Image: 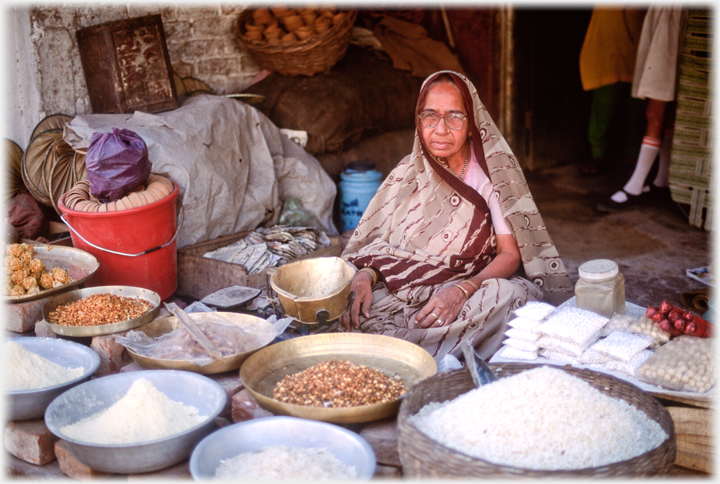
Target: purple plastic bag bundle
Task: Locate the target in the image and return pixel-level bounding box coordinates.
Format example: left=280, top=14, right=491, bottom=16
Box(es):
left=85, top=127, right=151, bottom=203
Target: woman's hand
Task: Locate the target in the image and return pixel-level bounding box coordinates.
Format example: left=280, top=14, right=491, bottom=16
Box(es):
left=414, top=285, right=468, bottom=328
left=340, top=270, right=374, bottom=331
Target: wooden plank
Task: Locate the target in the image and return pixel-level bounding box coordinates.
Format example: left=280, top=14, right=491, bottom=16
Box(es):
left=667, top=407, right=714, bottom=436
left=677, top=433, right=714, bottom=447
left=675, top=450, right=713, bottom=474
left=676, top=439, right=713, bottom=458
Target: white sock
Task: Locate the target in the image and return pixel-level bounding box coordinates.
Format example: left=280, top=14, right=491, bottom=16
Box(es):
left=623, top=136, right=662, bottom=195
left=653, top=130, right=673, bottom=187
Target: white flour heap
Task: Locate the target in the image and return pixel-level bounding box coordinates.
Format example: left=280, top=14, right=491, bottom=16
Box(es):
left=214, top=445, right=358, bottom=479
left=410, top=366, right=668, bottom=470
left=60, top=377, right=206, bottom=444
left=6, top=340, right=85, bottom=391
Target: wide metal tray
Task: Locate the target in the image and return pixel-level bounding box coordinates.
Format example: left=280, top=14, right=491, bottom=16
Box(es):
left=4, top=245, right=99, bottom=304
left=240, top=333, right=437, bottom=424
left=43, top=286, right=161, bottom=337
left=126, top=312, right=276, bottom=374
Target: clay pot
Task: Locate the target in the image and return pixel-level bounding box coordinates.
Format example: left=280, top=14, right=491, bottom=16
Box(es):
left=244, top=30, right=263, bottom=41
left=263, top=24, right=283, bottom=41
left=332, top=12, right=346, bottom=26
left=294, top=25, right=315, bottom=40
left=245, top=22, right=264, bottom=33
left=301, top=10, right=317, bottom=26
left=271, top=5, right=290, bottom=19
left=281, top=32, right=297, bottom=42
left=252, top=7, right=272, bottom=25
left=314, top=16, right=331, bottom=33
left=281, top=14, right=303, bottom=31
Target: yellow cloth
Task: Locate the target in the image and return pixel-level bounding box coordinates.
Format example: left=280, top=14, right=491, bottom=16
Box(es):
left=579, top=7, right=646, bottom=91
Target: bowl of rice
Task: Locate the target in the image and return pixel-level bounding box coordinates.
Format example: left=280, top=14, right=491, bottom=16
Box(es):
left=189, top=416, right=376, bottom=480
left=397, top=363, right=676, bottom=478
left=5, top=337, right=100, bottom=420
left=44, top=370, right=227, bottom=474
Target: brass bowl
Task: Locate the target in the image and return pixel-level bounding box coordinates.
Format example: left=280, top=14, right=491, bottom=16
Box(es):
left=239, top=333, right=437, bottom=424
left=125, top=312, right=276, bottom=374
left=43, top=286, right=161, bottom=337
left=270, top=256, right=357, bottom=324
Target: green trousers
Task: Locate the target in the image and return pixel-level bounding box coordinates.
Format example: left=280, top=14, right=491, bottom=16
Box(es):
left=588, top=82, right=645, bottom=160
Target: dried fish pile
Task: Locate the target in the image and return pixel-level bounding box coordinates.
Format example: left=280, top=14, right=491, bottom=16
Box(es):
left=203, top=226, right=330, bottom=274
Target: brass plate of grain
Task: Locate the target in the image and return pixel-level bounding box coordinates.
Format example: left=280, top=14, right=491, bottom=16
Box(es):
left=240, top=333, right=437, bottom=424
left=43, top=285, right=160, bottom=337
left=4, top=245, right=99, bottom=304
left=126, top=312, right=276, bottom=374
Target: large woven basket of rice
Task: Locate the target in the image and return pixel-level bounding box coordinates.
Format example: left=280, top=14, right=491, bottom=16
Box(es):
left=397, top=363, right=677, bottom=478
left=236, top=6, right=356, bottom=76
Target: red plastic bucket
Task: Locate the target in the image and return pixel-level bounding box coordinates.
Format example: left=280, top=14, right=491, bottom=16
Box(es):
left=58, top=182, right=180, bottom=300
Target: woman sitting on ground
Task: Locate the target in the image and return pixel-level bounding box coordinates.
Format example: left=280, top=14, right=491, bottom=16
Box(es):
left=339, top=71, right=573, bottom=362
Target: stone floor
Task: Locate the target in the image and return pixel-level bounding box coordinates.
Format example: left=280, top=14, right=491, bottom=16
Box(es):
left=525, top=162, right=712, bottom=312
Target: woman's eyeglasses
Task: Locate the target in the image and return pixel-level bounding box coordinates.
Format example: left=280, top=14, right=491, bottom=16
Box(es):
left=418, top=111, right=468, bottom=130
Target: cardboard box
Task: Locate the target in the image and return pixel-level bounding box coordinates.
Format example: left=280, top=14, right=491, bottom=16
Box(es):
left=176, top=230, right=343, bottom=300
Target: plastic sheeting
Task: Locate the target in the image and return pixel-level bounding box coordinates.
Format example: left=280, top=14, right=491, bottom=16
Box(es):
left=63, top=94, right=338, bottom=248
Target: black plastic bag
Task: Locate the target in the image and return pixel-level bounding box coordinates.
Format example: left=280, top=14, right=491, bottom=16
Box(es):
left=85, top=128, right=151, bottom=203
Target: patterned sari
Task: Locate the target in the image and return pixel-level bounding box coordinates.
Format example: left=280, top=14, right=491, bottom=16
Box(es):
left=340, top=71, right=573, bottom=361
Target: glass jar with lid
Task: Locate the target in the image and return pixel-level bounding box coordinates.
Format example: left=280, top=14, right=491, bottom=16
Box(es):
left=575, top=259, right=625, bottom=318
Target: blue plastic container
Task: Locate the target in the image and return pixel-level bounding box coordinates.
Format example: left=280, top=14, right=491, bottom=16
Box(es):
left=339, top=161, right=383, bottom=233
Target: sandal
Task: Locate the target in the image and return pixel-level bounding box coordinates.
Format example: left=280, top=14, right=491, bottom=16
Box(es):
left=595, top=190, right=645, bottom=213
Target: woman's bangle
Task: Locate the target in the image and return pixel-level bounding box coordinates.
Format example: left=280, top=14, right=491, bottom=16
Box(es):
left=358, top=267, right=378, bottom=286
left=464, top=279, right=479, bottom=292
left=453, top=283, right=471, bottom=299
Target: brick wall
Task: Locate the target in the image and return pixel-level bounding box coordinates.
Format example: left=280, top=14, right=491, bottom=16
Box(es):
left=27, top=3, right=261, bottom=119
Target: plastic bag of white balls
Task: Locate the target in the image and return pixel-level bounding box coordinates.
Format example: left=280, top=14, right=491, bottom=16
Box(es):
left=599, top=314, right=671, bottom=349
left=635, top=335, right=714, bottom=393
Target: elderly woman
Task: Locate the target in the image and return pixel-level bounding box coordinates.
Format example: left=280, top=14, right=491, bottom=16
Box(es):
left=339, top=71, right=573, bottom=362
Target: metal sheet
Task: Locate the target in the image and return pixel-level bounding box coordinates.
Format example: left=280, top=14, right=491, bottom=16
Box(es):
left=239, top=333, right=437, bottom=424
left=4, top=245, right=99, bottom=304
left=43, top=286, right=161, bottom=337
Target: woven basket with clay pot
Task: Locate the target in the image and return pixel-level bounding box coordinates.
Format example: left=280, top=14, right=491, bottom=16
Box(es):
left=236, top=8, right=357, bottom=76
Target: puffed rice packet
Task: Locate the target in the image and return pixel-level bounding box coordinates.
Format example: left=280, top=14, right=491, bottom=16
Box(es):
left=588, top=331, right=655, bottom=362
left=587, top=349, right=653, bottom=377
left=539, top=306, right=608, bottom=347
left=539, top=348, right=579, bottom=364
left=504, top=338, right=538, bottom=353
left=500, top=345, right=538, bottom=361
left=512, top=301, right=556, bottom=321
left=537, top=335, right=587, bottom=358
left=507, top=316, right=543, bottom=333
left=505, top=327, right=540, bottom=342
left=577, top=347, right=612, bottom=365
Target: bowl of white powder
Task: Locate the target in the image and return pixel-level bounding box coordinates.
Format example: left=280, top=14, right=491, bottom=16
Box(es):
left=5, top=337, right=100, bottom=420
left=44, top=370, right=227, bottom=474
left=397, top=363, right=676, bottom=478
left=189, top=416, right=376, bottom=480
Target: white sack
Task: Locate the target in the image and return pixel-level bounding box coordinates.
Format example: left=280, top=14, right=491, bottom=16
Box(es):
left=63, top=94, right=338, bottom=248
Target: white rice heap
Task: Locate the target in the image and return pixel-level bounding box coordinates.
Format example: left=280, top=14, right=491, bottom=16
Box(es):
left=410, top=366, right=667, bottom=470
left=214, top=445, right=358, bottom=480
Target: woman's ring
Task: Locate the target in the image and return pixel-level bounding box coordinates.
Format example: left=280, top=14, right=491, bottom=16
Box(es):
left=431, top=312, right=439, bottom=320
left=437, top=319, right=445, bottom=325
